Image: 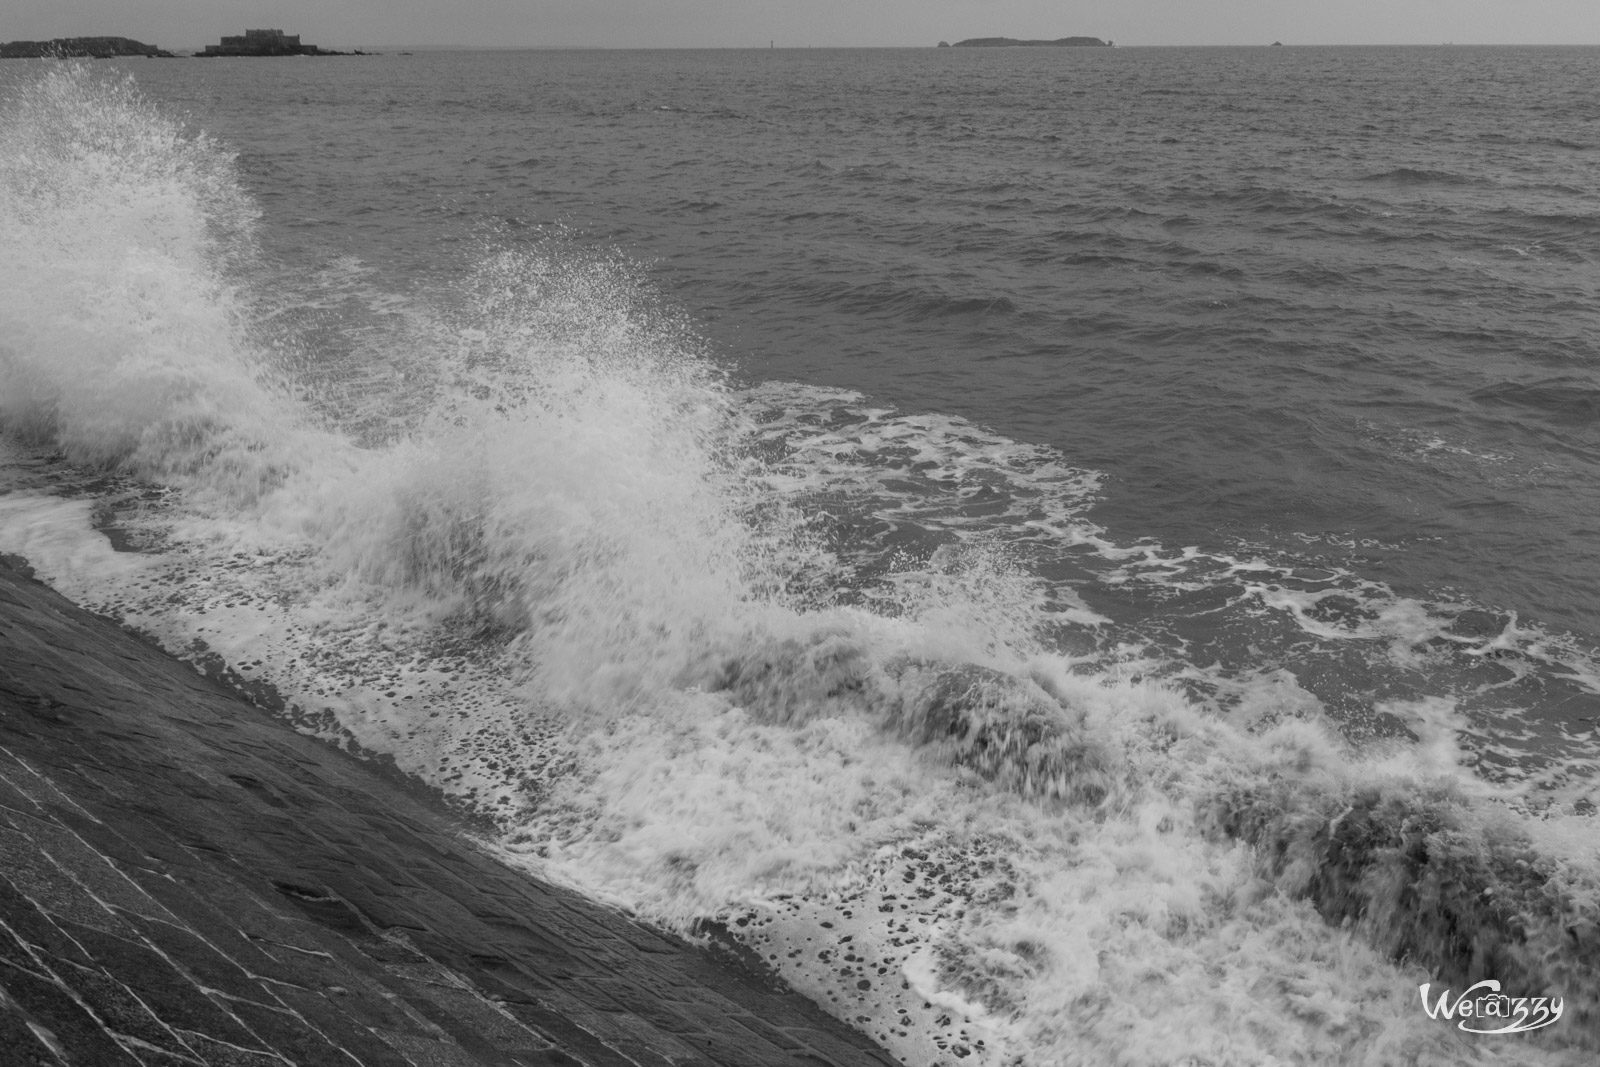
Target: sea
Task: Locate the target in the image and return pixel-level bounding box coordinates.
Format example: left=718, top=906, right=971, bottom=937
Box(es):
left=2, top=45, right=1599, bottom=1065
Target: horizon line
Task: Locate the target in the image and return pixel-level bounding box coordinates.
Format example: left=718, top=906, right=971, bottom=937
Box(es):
left=151, top=41, right=1600, bottom=52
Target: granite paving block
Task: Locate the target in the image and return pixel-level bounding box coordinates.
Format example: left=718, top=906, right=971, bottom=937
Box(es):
left=0, top=919, right=48, bottom=976
left=378, top=1030, right=508, bottom=1067
left=171, top=1030, right=290, bottom=1067
left=0, top=893, right=100, bottom=972
left=562, top=1009, right=702, bottom=1066
left=0, top=1000, right=67, bottom=1067
left=54, top=958, right=194, bottom=1058
left=306, top=973, right=446, bottom=1037
left=116, top=887, right=286, bottom=979
left=498, top=1001, right=636, bottom=1067
left=224, top=1000, right=365, bottom=1067
left=267, top=987, right=422, bottom=1067
left=0, top=959, right=144, bottom=1065
left=128, top=1048, right=210, bottom=1067
left=784, top=1027, right=903, bottom=1067
left=730, top=1011, right=809, bottom=1051
left=39, top=804, right=164, bottom=873
left=131, top=918, right=268, bottom=1002
left=245, top=940, right=379, bottom=998
left=400, top=981, right=558, bottom=1053
left=23, top=823, right=183, bottom=926
left=0, top=845, right=129, bottom=932
left=508, top=1052, right=588, bottom=1067
left=58, top=924, right=260, bottom=1046
left=0, top=764, right=45, bottom=815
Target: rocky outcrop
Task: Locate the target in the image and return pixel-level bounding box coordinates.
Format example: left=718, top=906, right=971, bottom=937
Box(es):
left=0, top=37, right=174, bottom=58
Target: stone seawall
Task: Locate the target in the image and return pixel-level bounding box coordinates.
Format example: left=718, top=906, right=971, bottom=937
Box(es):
left=0, top=558, right=899, bottom=1066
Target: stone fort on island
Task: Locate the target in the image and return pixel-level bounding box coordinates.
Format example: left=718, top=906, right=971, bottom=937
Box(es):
left=200, top=29, right=340, bottom=56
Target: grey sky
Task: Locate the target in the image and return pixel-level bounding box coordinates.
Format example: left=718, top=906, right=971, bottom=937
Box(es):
left=5, top=0, right=1596, bottom=49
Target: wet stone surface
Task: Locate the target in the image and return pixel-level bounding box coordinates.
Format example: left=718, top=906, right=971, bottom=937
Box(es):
left=0, top=560, right=899, bottom=1067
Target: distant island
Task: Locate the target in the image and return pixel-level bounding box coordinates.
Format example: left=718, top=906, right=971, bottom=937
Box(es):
left=945, top=37, right=1112, bottom=48
left=0, top=29, right=364, bottom=59
left=199, top=28, right=356, bottom=57
left=0, top=37, right=174, bottom=58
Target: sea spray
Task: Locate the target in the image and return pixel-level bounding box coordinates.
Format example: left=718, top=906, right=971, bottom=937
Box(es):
left=0, top=65, right=321, bottom=506
left=1202, top=758, right=1600, bottom=1037
left=300, top=243, right=817, bottom=711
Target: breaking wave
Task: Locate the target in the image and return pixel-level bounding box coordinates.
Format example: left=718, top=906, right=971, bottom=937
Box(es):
left=3, top=64, right=1599, bottom=1066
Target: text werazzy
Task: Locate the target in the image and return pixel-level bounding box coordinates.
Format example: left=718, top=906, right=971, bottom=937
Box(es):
left=1419, top=981, right=1563, bottom=1034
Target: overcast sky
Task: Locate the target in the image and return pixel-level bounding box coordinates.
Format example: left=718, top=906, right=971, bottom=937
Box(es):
left=6, top=0, right=1597, bottom=50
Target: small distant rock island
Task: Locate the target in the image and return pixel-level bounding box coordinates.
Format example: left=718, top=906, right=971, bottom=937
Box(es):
left=945, top=37, right=1112, bottom=47
left=199, top=28, right=356, bottom=57
left=0, top=36, right=174, bottom=58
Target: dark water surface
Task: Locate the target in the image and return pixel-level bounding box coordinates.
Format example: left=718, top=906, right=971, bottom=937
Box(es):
left=115, top=46, right=1600, bottom=634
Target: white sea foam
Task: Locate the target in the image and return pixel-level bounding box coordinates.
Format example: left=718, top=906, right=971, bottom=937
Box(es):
left=0, top=66, right=335, bottom=508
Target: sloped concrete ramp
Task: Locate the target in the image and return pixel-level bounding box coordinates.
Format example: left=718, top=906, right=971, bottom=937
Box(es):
left=0, top=559, right=900, bottom=1067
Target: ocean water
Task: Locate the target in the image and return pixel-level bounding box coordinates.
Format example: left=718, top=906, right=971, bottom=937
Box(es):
left=2, top=46, right=1599, bottom=1064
